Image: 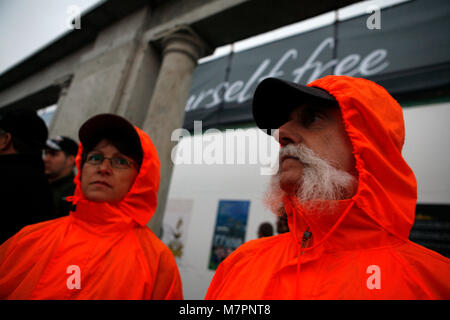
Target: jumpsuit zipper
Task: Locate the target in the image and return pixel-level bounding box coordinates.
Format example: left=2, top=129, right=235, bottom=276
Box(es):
left=300, top=230, right=312, bottom=254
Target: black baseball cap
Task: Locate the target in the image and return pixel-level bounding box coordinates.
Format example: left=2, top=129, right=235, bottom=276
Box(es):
left=46, top=136, right=79, bottom=156
left=0, top=108, right=48, bottom=152
left=78, top=113, right=143, bottom=166
left=252, top=77, right=337, bottom=133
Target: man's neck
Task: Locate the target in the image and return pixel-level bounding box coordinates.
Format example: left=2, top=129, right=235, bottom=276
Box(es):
left=0, top=147, right=17, bottom=155
left=48, top=170, right=74, bottom=184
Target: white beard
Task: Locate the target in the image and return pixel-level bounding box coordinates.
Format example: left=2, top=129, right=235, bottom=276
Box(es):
left=264, top=144, right=357, bottom=215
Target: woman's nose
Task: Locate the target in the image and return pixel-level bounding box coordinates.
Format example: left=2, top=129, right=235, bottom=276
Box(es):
left=97, top=158, right=113, bottom=174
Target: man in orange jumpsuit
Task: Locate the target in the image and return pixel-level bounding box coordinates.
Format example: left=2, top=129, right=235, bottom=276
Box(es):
left=205, top=76, right=450, bottom=299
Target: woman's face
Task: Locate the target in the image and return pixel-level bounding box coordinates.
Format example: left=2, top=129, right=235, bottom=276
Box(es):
left=81, top=139, right=139, bottom=203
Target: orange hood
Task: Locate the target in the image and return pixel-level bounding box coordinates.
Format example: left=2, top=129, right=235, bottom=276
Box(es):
left=0, top=125, right=183, bottom=300
left=69, top=126, right=161, bottom=228
left=283, top=75, right=417, bottom=250
left=205, top=76, right=449, bottom=300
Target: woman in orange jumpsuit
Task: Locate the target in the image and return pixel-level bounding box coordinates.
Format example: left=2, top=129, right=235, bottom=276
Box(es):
left=0, top=114, right=183, bottom=300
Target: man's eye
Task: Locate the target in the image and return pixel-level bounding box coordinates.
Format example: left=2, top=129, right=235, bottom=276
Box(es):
left=302, top=109, right=325, bottom=126
left=44, top=150, right=59, bottom=157
left=311, top=112, right=325, bottom=122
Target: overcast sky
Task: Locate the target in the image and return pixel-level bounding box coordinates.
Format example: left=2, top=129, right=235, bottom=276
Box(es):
left=0, top=0, right=408, bottom=75
left=0, top=0, right=102, bottom=74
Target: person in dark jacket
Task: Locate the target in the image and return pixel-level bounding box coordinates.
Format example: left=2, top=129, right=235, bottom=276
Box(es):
left=43, top=136, right=78, bottom=217
left=0, top=109, right=55, bottom=244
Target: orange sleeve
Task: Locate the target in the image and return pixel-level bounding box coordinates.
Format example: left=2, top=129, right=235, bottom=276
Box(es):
left=0, top=222, right=51, bottom=299
left=0, top=230, right=21, bottom=271
left=151, top=247, right=183, bottom=300
left=133, top=227, right=183, bottom=300
left=204, top=262, right=226, bottom=300
left=205, top=241, right=253, bottom=300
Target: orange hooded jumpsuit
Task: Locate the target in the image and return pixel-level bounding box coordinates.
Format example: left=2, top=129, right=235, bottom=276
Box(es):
left=0, top=126, right=183, bottom=299
left=205, top=76, right=450, bottom=299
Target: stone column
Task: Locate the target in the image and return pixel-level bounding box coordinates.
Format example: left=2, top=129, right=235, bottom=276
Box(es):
left=143, top=26, right=210, bottom=237
left=49, top=8, right=150, bottom=139
left=48, top=75, right=73, bottom=138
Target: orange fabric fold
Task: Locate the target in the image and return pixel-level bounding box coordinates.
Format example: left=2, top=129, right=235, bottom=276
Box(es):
left=0, top=125, right=183, bottom=300
left=205, top=76, right=450, bottom=300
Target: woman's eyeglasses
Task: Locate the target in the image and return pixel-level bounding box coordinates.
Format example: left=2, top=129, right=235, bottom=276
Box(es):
left=84, top=153, right=136, bottom=169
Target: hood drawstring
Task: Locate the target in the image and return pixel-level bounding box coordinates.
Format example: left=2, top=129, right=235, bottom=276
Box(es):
left=287, top=197, right=356, bottom=299
left=65, top=195, right=81, bottom=212
left=306, top=199, right=356, bottom=250
left=296, top=226, right=311, bottom=298
left=286, top=199, right=309, bottom=298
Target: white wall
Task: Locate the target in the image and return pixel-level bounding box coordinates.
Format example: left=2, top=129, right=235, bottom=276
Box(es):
left=163, top=128, right=279, bottom=299
left=402, top=101, right=450, bottom=204
left=162, top=100, right=450, bottom=299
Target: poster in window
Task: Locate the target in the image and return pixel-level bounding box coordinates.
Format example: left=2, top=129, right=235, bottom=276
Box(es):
left=161, top=198, right=193, bottom=264
left=208, top=200, right=250, bottom=270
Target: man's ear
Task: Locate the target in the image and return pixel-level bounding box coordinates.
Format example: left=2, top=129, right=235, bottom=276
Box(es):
left=67, top=154, right=76, bottom=167
left=0, top=132, right=13, bottom=153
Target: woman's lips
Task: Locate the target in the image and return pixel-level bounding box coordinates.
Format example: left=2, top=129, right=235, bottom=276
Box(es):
left=90, top=181, right=112, bottom=188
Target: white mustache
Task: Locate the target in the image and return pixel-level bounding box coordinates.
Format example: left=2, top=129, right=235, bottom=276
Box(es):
left=264, top=143, right=357, bottom=215
left=278, top=144, right=321, bottom=167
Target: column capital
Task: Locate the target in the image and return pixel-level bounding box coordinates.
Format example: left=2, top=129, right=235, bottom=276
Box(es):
left=53, top=74, right=73, bottom=97
left=153, top=26, right=212, bottom=64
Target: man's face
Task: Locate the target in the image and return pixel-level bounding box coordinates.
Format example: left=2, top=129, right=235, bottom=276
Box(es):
left=277, top=101, right=356, bottom=196
left=0, top=131, right=15, bottom=155
left=43, top=148, right=74, bottom=180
